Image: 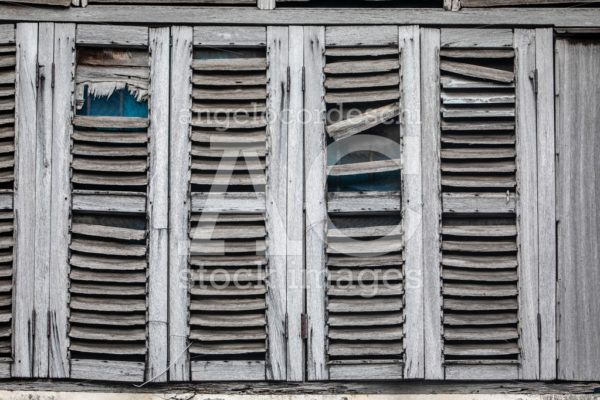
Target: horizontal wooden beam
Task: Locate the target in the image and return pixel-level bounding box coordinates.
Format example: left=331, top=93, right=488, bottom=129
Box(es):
left=1, top=380, right=600, bottom=394
left=0, top=6, right=599, bottom=27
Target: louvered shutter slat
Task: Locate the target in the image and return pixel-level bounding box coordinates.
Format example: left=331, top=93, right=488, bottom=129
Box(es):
left=68, top=45, right=150, bottom=381
left=187, top=39, right=269, bottom=380
left=439, top=45, right=520, bottom=367
left=0, top=33, right=15, bottom=374
left=322, top=39, right=405, bottom=380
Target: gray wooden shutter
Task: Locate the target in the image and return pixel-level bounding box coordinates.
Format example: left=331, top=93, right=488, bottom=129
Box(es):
left=169, top=25, right=288, bottom=381
left=0, top=24, right=15, bottom=379
left=305, top=25, right=423, bottom=381
left=49, top=24, right=169, bottom=382
left=421, top=28, right=555, bottom=380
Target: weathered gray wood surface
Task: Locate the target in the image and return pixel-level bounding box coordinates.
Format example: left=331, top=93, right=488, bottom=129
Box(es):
left=72, top=192, right=146, bottom=213
left=48, top=23, right=75, bottom=379
left=1, top=380, right=600, bottom=394
left=265, top=25, right=288, bottom=381
left=147, top=26, right=169, bottom=383
left=535, top=27, right=556, bottom=382
left=556, top=36, right=600, bottom=382
left=399, top=25, right=423, bottom=380
left=168, top=25, right=192, bottom=382
left=193, top=26, right=266, bottom=47
left=13, top=22, right=38, bottom=378
left=32, top=22, right=54, bottom=378
left=514, top=28, right=540, bottom=380
left=304, top=25, right=327, bottom=382
left=76, top=24, right=148, bottom=47
left=420, top=27, right=443, bottom=381
left=327, top=192, right=401, bottom=214
left=286, top=24, right=304, bottom=383
left=0, top=24, right=14, bottom=44
left=325, top=26, right=398, bottom=47
left=191, top=361, right=266, bottom=381
left=191, top=192, right=266, bottom=214
left=441, top=28, right=513, bottom=48
left=257, top=0, right=275, bottom=9
left=3, top=6, right=599, bottom=27
left=70, top=359, right=145, bottom=383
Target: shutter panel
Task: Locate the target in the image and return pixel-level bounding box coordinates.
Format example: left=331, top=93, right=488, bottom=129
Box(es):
left=169, top=26, right=287, bottom=381
left=422, top=28, right=553, bottom=380
left=0, top=24, right=14, bottom=379
left=47, top=24, right=169, bottom=382
left=305, top=26, right=423, bottom=381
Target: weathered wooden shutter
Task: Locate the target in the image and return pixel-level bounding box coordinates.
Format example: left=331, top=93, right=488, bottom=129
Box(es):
left=421, top=28, right=556, bottom=380
left=305, top=26, right=423, bottom=381
left=0, top=24, right=15, bottom=379
left=169, top=26, right=288, bottom=381
left=49, top=24, right=169, bottom=382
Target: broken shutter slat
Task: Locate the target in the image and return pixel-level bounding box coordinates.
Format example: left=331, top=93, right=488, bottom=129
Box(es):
left=13, top=22, right=38, bottom=379
left=147, top=26, right=170, bottom=383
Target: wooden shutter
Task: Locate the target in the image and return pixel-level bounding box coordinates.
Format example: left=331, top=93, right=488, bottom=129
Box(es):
left=0, top=24, right=14, bottom=379
left=305, top=26, right=423, bottom=381
left=421, top=28, right=555, bottom=380
left=49, top=24, right=169, bottom=382
left=169, top=25, right=288, bottom=381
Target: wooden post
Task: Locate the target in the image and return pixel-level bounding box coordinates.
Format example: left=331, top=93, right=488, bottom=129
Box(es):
left=147, top=26, right=170, bottom=383
left=168, top=25, right=193, bottom=382
left=48, top=22, right=76, bottom=379
left=420, top=27, right=443, bottom=381
left=535, top=27, right=556, bottom=382
left=13, top=22, right=38, bottom=378
left=266, top=25, right=288, bottom=381
left=399, top=25, right=424, bottom=380
left=514, top=28, right=540, bottom=381
left=303, top=25, right=327, bottom=382
left=286, top=25, right=304, bottom=383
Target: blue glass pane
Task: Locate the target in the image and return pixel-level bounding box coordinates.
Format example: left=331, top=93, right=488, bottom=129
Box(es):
left=328, top=171, right=401, bottom=192
left=78, top=86, right=148, bottom=118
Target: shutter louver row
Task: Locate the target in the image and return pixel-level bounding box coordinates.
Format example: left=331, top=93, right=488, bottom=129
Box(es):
left=68, top=47, right=150, bottom=380
left=0, top=32, right=15, bottom=376
left=188, top=45, right=268, bottom=380
left=439, top=47, right=520, bottom=366
left=323, top=40, right=405, bottom=380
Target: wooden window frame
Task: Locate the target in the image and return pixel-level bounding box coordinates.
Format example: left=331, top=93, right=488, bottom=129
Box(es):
left=421, top=27, right=556, bottom=381
left=304, top=25, right=424, bottom=381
